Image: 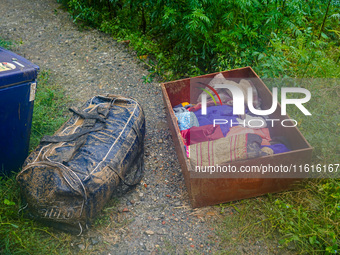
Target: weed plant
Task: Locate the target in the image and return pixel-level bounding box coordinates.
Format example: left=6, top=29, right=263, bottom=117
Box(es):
left=0, top=37, right=12, bottom=49
left=29, top=70, right=69, bottom=149
left=57, top=0, right=340, bottom=80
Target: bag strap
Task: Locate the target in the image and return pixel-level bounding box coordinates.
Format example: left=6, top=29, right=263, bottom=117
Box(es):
left=41, top=125, right=105, bottom=143
left=108, top=165, right=142, bottom=187
left=69, top=107, right=107, bottom=123
left=40, top=105, right=110, bottom=143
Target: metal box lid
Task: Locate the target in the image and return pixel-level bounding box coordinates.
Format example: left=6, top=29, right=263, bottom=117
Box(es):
left=0, top=47, right=39, bottom=88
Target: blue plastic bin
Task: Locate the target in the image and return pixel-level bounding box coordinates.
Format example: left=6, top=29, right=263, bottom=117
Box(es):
left=0, top=47, right=39, bottom=175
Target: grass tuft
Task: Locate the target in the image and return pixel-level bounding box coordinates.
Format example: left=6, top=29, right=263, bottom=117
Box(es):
left=0, top=174, right=74, bottom=254
left=0, top=37, right=13, bottom=49
left=29, top=70, right=69, bottom=150
left=218, top=78, right=339, bottom=254
left=0, top=70, right=73, bottom=254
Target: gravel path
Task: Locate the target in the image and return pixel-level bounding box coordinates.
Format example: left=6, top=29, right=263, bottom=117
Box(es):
left=0, top=1, right=282, bottom=254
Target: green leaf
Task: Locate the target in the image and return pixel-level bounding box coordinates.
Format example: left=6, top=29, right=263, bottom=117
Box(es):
left=4, top=199, right=15, bottom=206
left=278, top=239, right=286, bottom=245
left=10, top=223, right=19, bottom=228
left=291, top=235, right=300, bottom=241
left=258, top=53, right=265, bottom=60
left=309, top=236, right=316, bottom=245
left=321, top=32, right=329, bottom=39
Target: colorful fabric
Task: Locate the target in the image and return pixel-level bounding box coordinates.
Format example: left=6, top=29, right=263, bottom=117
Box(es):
left=194, top=104, right=234, bottom=116
left=193, top=105, right=239, bottom=136
left=186, top=146, right=190, bottom=158
left=175, top=111, right=199, bottom=131
left=261, top=143, right=290, bottom=154
left=236, top=114, right=267, bottom=129
left=174, top=102, right=191, bottom=109
left=180, top=125, right=224, bottom=146
left=189, top=134, right=267, bottom=166
left=260, top=146, right=274, bottom=155
left=173, top=102, right=193, bottom=114
left=173, top=106, right=189, bottom=114
left=188, top=101, right=217, bottom=112
left=226, top=126, right=271, bottom=145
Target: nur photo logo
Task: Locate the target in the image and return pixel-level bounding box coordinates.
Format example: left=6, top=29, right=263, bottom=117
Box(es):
left=195, top=79, right=312, bottom=128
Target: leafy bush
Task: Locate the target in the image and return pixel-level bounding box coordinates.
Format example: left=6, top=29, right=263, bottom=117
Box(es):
left=58, top=0, right=340, bottom=79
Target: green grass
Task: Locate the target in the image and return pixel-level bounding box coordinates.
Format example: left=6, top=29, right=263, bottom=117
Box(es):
left=0, top=69, right=73, bottom=254
left=29, top=70, right=69, bottom=150
left=218, top=78, right=340, bottom=254
left=0, top=175, right=74, bottom=254
left=287, top=79, right=339, bottom=165
left=218, top=179, right=339, bottom=254
left=0, top=37, right=12, bottom=49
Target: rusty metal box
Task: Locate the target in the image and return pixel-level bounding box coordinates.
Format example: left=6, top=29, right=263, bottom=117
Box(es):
left=161, top=67, right=313, bottom=208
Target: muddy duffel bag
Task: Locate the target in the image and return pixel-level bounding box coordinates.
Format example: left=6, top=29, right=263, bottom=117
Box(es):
left=17, top=94, right=145, bottom=234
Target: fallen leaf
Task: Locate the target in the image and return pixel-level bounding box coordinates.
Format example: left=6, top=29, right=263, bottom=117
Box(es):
left=206, top=211, right=216, bottom=216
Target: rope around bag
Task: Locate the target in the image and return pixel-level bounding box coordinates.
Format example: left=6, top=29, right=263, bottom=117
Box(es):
left=18, top=159, right=88, bottom=236
left=17, top=95, right=142, bottom=235
left=83, top=96, right=141, bottom=181
left=17, top=95, right=117, bottom=193
left=16, top=95, right=115, bottom=234
left=17, top=94, right=137, bottom=182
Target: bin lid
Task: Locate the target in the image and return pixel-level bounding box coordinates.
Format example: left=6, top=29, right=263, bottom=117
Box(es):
left=0, top=47, right=39, bottom=88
